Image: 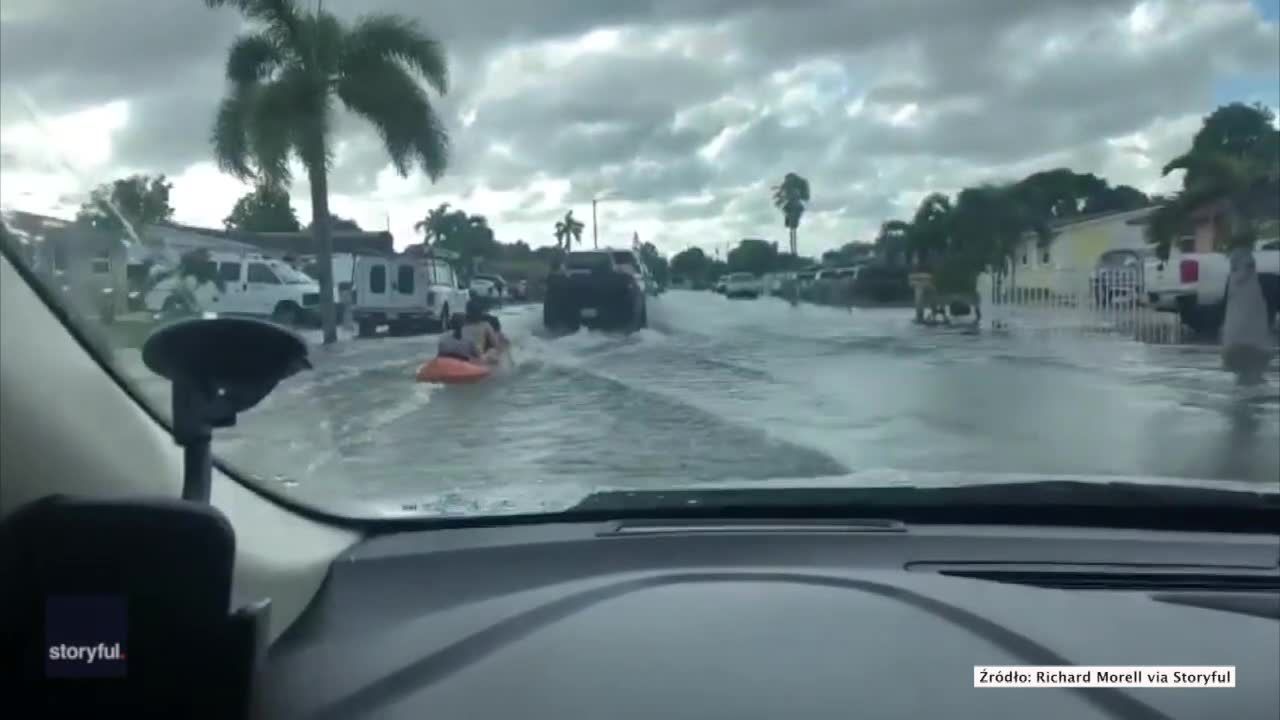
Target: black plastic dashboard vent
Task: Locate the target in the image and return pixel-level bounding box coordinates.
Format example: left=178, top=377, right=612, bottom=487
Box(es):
left=939, top=570, right=1280, bottom=591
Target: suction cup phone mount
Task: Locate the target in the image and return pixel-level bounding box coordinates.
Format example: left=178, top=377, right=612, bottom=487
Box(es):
left=2, top=318, right=309, bottom=717
left=142, top=316, right=310, bottom=502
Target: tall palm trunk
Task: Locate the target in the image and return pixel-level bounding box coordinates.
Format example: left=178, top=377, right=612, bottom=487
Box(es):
left=308, top=162, right=337, bottom=344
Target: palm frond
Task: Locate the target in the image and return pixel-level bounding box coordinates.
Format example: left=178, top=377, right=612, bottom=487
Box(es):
left=226, top=32, right=282, bottom=84
left=792, top=175, right=811, bottom=202
left=307, top=12, right=345, bottom=79
left=211, top=91, right=254, bottom=180
left=246, top=76, right=306, bottom=185
left=337, top=58, right=449, bottom=180
left=343, top=14, right=449, bottom=95
left=204, top=0, right=303, bottom=43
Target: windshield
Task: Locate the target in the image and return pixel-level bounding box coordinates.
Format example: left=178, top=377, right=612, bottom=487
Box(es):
left=270, top=261, right=314, bottom=285
left=1, top=1, right=1277, bottom=522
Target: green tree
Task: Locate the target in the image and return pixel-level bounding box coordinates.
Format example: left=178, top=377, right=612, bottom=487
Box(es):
left=907, top=192, right=953, bottom=269
left=553, top=210, right=584, bottom=251
left=949, top=184, right=1050, bottom=286
left=670, top=246, right=712, bottom=286
left=414, top=202, right=453, bottom=244
left=727, top=238, right=781, bottom=275
left=223, top=183, right=301, bottom=232
left=434, top=212, right=500, bottom=265
left=205, top=0, right=450, bottom=344
left=875, top=220, right=912, bottom=267
left=303, top=214, right=363, bottom=232
left=637, top=241, right=669, bottom=287
left=76, top=174, right=174, bottom=236
left=771, top=172, right=810, bottom=255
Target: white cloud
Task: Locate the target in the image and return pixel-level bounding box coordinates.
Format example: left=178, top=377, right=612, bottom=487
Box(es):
left=1, top=0, right=1277, bottom=258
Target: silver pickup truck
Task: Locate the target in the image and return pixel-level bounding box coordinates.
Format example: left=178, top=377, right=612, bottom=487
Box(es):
left=1144, top=239, right=1280, bottom=334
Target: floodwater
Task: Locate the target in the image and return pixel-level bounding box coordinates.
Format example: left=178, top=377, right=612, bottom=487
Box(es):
left=118, top=291, right=1279, bottom=518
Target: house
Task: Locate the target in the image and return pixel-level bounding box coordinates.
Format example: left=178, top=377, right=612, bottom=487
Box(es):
left=2, top=210, right=132, bottom=316
left=1005, top=206, right=1160, bottom=290
left=1185, top=198, right=1280, bottom=252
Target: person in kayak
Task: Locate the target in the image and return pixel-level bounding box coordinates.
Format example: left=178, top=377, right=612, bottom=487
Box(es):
left=436, top=314, right=481, bottom=362
left=460, top=297, right=505, bottom=363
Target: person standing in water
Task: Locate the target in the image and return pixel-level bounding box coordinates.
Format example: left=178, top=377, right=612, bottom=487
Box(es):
left=1221, top=246, right=1274, bottom=386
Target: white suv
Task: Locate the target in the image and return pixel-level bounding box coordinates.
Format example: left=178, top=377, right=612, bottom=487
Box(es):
left=144, top=251, right=322, bottom=325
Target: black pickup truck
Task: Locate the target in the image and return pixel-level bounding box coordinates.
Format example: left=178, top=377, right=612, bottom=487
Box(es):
left=543, top=249, right=648, bottom=333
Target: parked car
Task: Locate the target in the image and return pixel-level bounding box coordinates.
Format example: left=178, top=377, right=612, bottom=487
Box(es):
left=713, top=275, right=728, bottom=294
left=543, top=249, right=647, bottom=332
left=144, top=250, right=322, bottom=326
left=1145, top=239, right=1280, bottom=334
left=511, top=279, right=529, bottom=300
left=723, top=272, right=761, bottom=299
left=469, top=273, right=506, bottom=300
left=1090, top=248, right=1150, bottom=307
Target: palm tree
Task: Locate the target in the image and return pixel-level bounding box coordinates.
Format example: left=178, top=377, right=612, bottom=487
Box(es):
left=414, top=202, right=453, bottom=245
left=205, top=0, right=450, bottom=344
left=771, top=172, right=810, bottom=255
left=1146, top=104, right=1280, bottom=258
left=553, top=211, right=584, bottom=251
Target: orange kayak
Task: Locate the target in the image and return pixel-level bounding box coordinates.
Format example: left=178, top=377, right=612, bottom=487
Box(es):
left=416, top=356, right=491, bottom=384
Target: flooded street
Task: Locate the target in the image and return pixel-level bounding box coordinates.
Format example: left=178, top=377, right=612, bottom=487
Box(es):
left=120, top=291, right=1280, bottom=518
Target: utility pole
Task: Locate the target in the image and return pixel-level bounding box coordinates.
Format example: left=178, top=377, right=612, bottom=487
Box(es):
left=592, top=198, right=599, bottom=249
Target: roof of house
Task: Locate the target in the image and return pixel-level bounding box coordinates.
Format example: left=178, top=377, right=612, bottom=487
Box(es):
left=1045, top=205, right=1161, bottom=231
left=2, top=210, right=123, bottom=252
left=226, top=229, right=395, bottom=256
left=1015, top=205, right=1163, bottom=247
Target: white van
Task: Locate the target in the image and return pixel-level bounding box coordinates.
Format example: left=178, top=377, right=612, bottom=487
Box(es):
left=143, top=250, right=322, bottom=325
left=327, top=253, right=468, bottom=337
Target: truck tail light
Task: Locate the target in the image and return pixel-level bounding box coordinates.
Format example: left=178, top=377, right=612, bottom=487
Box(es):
left=1179, top=259, right=1199, bottom=284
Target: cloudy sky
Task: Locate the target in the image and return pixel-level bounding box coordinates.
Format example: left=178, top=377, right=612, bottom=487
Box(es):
left=2, top=0, right=1277, bottom=258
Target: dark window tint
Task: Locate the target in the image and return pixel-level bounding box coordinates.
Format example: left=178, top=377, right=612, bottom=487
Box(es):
left=218, top=262, right=242, bottom=283
left=248, top=263, right=280, bottom=284
left=194, top=261, right=217, bottom=278
left=566, top=252, right=612, bottom=270
left=370, top=265, right=386, bottom=294
left=398, top=264, right=414, bottom=294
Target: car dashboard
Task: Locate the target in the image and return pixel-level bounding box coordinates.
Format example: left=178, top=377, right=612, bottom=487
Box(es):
left=260, top=519, right=1279, bottom=720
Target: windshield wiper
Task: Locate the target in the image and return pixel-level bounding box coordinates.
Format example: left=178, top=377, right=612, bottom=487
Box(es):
left=567, top=481, right=1279, bottom=534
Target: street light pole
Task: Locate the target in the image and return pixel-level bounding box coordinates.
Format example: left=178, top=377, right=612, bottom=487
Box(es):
left=592, top=198, right=599, bottom=249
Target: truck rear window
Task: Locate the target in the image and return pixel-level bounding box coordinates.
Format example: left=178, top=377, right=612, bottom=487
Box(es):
left=565, top=252, right=612, bottom=271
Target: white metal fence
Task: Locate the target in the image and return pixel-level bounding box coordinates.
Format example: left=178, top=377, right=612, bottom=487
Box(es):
left=977, top=269, right=1184, bottom=344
